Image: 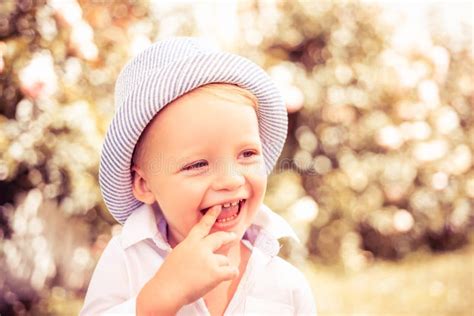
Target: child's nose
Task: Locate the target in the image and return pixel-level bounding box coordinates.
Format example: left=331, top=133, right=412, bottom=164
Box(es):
left=211, top=162, right=245, bottom=191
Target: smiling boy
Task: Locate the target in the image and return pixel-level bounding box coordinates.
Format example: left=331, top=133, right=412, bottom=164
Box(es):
left=81, top=38, right=316, bottom=315
left=131, top=83, right=266, bottom=250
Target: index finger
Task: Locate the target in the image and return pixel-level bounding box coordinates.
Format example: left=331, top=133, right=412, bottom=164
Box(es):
left=188, top=205, right=222, bottom=239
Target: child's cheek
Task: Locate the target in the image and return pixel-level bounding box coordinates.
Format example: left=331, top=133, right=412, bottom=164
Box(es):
left=253, top=173, right=267, bottom=198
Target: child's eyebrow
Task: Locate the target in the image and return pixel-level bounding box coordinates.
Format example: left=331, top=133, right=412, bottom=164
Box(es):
left=238, top=140, right=262, bottom=148
left=173, top=152, right=206, bottom=170
left=178, top=151, right=206, bottom=163
left=178, top=141, right=262, bottom=163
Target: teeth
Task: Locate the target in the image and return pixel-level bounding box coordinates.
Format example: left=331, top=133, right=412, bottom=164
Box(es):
left=201, top=200, right=245, bottom=215
left=215, top=200, right=244, bottom=224
left=222, top=200, right=240, bottom=209
left=216, top=213, right=238, bottom=223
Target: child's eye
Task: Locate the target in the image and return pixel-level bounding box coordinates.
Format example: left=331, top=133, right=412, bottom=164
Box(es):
left=241, top=150, right=258, bottom=158
left=183, top=161, right=208, bottom=171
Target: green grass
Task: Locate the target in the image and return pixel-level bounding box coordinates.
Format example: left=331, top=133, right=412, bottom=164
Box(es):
left=300, top=243, right=474, bottom=316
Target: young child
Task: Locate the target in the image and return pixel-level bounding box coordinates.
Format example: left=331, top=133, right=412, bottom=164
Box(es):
left=81, top=37, right=317, bottom=315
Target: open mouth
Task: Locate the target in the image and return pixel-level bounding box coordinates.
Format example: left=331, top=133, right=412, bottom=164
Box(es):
left=201, top=199, right=246, bottom=224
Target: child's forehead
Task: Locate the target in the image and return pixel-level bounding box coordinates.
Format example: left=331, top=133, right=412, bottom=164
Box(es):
left=147, top=84, right=258, bottom=127
left=142, top=93, right=258, bottom=148
left=173, top=83, right=258, bottom=110
left=153, top=92, right=258, bottom=134
left=132, top=84, right=261, bottom=168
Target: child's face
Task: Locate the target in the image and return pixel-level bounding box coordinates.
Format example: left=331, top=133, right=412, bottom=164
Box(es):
left=134, top=86, right=267, bottom=247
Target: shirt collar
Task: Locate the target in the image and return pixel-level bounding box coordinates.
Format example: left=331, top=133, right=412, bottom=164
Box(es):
left=120, top=203, right=300, bottom=256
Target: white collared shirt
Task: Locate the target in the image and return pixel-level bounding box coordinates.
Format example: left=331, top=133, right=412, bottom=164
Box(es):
left=80, top=204, right=317, bottom=315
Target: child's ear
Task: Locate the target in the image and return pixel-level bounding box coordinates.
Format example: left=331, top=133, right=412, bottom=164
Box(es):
left=131, top=165, right=156, bottom=204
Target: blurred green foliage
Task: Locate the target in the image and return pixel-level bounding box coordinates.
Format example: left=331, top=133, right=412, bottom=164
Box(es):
left=0, top=0, right=472, bottom=314
left=259, top=1, right=474, bottom=267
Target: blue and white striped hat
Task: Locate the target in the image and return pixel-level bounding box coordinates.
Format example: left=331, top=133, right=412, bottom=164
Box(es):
left=99, top=37, right=288, bottom=224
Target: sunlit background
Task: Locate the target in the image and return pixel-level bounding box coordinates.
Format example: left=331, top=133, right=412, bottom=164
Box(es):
left=0, top=0, right=473, bottom=315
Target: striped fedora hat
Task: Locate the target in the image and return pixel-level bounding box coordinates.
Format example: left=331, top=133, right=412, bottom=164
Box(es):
left=99, top=37, right=288, bottom=224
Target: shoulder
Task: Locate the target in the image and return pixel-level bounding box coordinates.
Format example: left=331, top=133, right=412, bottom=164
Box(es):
left=103, top=235, right=125, bottom=255
left=92, top=235, right=127, bottom=271
left=248, top=247, right=317, bottom=314
left=251, top=245, right=312, bottom=290
left=270, top=255, right=317, bottom=314
left=271, top=254, right=311, bottom=287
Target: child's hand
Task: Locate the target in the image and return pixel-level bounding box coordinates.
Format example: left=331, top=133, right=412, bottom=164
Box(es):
left=136, top=205, right=239, bottom=315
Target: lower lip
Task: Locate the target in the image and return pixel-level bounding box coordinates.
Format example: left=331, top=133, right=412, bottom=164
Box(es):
left=213, top=200, right=246, bottom=230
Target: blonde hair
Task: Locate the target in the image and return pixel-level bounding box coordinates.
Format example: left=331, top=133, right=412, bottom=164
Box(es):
left=197, top=83, right=259, bottom=111
left=131, top=83, right=258, bottom=168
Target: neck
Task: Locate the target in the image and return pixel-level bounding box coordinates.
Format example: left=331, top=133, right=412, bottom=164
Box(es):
left=215, top=240, right=248, bottom=267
